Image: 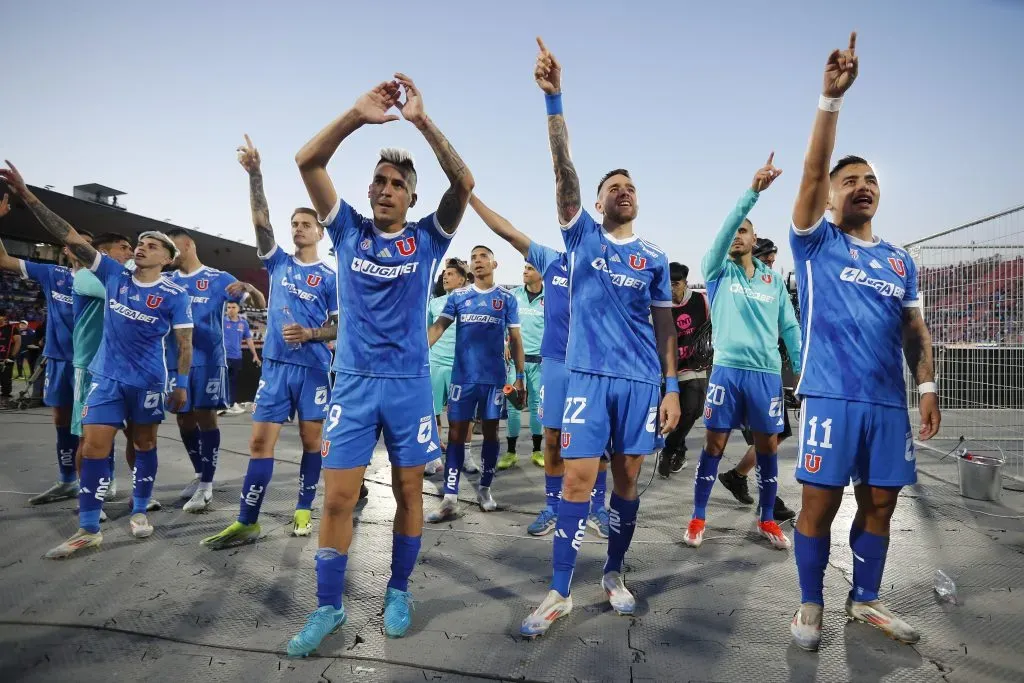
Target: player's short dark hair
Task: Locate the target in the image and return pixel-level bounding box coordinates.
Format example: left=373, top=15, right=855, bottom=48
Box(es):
left=92, top=232, right=132, bottom=250
left=829, top=155, right=873, bottom=179
left=291, top=207, right=320, bottom=223
left=444, top=260, right=468, bottom=279
left=471, top=245, right=494, bottom=257
left=753, top=237, right=778, bottom=259
left=164, top=227, right=193, bottom=240
left=597, top=168, right=631, bottom=196
left=670, top=262, right=688, bottom=282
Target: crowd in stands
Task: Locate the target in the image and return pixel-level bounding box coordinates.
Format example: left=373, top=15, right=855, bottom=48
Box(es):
left=920, top=254, right=1023, bottom=345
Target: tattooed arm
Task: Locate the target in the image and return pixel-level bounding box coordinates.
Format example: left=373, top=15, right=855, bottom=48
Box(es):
left=282, top=314, right=338, bottom=345
left=534, top=39, right=580, bottom=224
left=237, top=136, right=276, bottom=255
left=168, top=327, right=193, bottom=412
left=0, top=162, right=97, bottom=267
left=902, top=306, right=941, bottom=440
left=310, top=313, right=339, bottom=343
left=393, top=73, right=474, bottom=234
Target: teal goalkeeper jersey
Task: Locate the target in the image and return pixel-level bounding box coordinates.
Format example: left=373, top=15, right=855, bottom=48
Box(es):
left=72, top=268, right=107, bottom=370
left=701, top=188, right=801, bottom=374
left=511, top=285, right=544, bottom=356
left=428, top=294, right=456, bottom=367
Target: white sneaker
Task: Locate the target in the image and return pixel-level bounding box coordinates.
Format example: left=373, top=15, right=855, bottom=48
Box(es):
left=477, top=486, right=497, bottom=512
left=99, top=509, right=108, bottom=523
left=790, top=602, right=823, bottom=651
left=45, top=528, right=102, bottom=559
left=147, top=498, right=162, bottom=512
left=183, top=487, right=212, bottom=513
left=228, top=403, right=246, bottom=415
left=107, top=479, right=118, bottom=500
left=601, top=571, right=636, bottom=615
left=520, top=589, right=573, bottom=638
left=180, top=476, right=200, bottom=499
left=463, top=452, right=480, bottom=474
left=845, top=597, right=920, bottom=643
left=424, top=457, right=443, bottom=475
left=130, top=513, right=153, bottom=538
left=426, top=495, right=458, bottom=523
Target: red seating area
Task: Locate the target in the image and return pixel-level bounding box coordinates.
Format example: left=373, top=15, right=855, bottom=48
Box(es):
left=921, top=255, right=1023, bottom=345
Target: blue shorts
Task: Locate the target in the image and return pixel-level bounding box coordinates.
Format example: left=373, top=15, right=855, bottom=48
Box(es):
left=703, top=365, right=784, bottom=435
left=168, top=366, right=228, bottom=413
left=252, top=359, right=330, bottom=424
left=82, top=375, right=165, bottom=427
left=43, top=358, right=74, bottom=408
left=539, top=357, right=569, bottom=430
left=448, top=381, right=506, bottom=422
left=795, top=396, right=916, bottom=488
left=560, top=371, right=660, bottom=458
left=320, top=372, right=440, bottom=470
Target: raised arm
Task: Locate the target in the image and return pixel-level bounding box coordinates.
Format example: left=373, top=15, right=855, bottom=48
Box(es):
left=701, top=154, right=782, bottom=281
left=0, top=162, right=97, bottom=267
left=427, top=316, right=453, bottom=347
left=535, top=38, right=581, bottom=224
left=470, top=195, right=531, bottom=257
left=393, top=74, right=474, bottom=234
left=237, top=135, right=276, bottom=255
left=792, top=32, right=858, bottom=230
left=226, top=280, right=267, bottom=310
left=295, top=82, right=401, bottom=219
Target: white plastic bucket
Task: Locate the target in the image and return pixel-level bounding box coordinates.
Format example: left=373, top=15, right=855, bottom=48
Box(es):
left=957, top=452, right=1004, bottom=503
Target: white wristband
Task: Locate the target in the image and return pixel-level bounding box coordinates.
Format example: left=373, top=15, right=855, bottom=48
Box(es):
left=818, top=94, right=843, bottom=112
left=918, top=382, right=937, bottom=396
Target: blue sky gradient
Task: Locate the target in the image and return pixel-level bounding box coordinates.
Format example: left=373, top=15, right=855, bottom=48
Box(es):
left=4, top=1, right=1022, bottom=282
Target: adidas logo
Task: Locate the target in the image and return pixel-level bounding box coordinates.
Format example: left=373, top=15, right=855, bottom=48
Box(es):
left=869, top=259, right=883, bottom=269
left=427, top=441, right=439, bottom=453
left=610, top=254, right=621, bottom=262
left=377, top=248, right=392, bottom=258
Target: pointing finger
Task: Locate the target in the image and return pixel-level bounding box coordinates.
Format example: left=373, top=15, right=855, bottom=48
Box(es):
left=849, top=31, right=857, bottom=54
left=536, top=36, right=548, bottom=53
left=766, top=151, right=774, bottom=167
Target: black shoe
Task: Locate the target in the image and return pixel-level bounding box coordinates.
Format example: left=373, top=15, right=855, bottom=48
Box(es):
left=359, top=483, right=369, bottom=500
left=774, top=496, right=796, bottom=522
left=657, top=450, right=673, bottom=479
left=717, top=469, right=754, bottom=505
left=670, top=451, right=688, bottom=473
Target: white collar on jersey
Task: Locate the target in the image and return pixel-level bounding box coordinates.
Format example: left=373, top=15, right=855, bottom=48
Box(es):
left=600, top=227, right=639, bottom=245
left=472, top=283, right=498, bottom=294
left=292, top=255, right=323, bottom=267
left=372, top=223, right=408, bottom=240
left=131, top=276, right=164, bottom=288
left=847, top=233, right=882, bottom=248
left=175, top=265, right=209, bottom=277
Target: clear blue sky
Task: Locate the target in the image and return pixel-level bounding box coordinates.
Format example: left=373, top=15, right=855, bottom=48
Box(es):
left=4, top=1, right=1022, bottom=283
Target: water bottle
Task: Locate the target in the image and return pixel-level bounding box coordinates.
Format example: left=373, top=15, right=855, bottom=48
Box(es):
left=933, top=569, right=958, bottom=604
left=279, top=306, right=301, bottom=351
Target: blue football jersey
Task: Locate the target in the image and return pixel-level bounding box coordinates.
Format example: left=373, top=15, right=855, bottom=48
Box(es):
left=87, top=254, right=193, bottom=389
left=526, top=241, right=570, bottom=362
left=323, top=199, right=452, bottom=378
left=441, top=284, right=520, bottom=385
left=261, top=245, right=338, bottom=371
left=165, top=266, right=245, bottom=368
left=223, top=317, right=251, bottom=360
left=19, top=260, right=74, bottom=361
left=561, top=210, right=672, bottom=385
left=790, top=216, right=921, bottom=409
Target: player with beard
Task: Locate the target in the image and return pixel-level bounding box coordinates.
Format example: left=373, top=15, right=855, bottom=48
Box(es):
left=522, top=39, right=681, bottom=637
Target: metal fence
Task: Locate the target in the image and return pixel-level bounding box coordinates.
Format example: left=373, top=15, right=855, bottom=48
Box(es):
left=904, top=204, right=1024, bottom=479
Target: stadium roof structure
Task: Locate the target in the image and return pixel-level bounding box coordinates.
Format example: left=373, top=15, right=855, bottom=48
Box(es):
left=0, top=185, right=261, bottom=274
